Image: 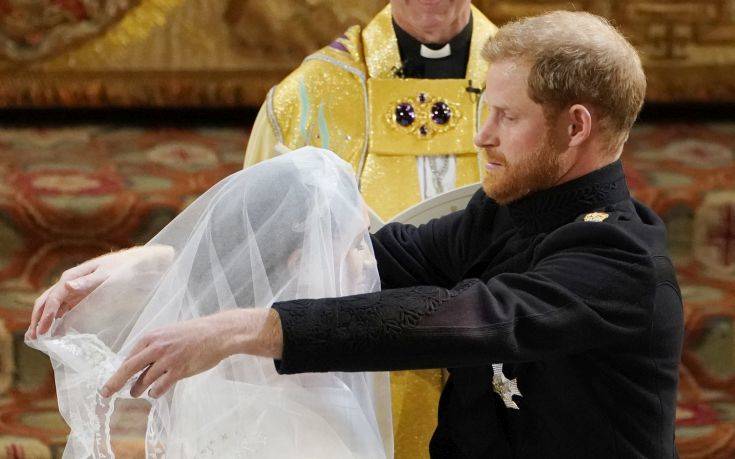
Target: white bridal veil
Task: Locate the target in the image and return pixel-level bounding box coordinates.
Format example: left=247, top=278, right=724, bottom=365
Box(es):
left=27, top=147, right=393, bottom=458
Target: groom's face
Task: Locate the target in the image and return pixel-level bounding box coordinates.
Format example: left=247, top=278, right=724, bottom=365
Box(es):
left=475, top=59, right=566, bottom=205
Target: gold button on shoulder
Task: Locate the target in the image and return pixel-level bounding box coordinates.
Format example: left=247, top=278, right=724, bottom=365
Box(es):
left=583, top=212, right=610, bottom=222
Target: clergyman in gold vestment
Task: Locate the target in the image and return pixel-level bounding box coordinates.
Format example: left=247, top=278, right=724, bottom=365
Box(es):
left=244, top=1, right=497, bottom=456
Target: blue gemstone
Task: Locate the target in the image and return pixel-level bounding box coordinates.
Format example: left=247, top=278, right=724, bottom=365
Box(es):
left=395, top=103, right=416, bottom=127
left=431, top=102, right=452, bottom=125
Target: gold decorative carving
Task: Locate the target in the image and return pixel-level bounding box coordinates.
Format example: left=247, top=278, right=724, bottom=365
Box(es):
left=0, top=0, right=734, bottom=108
left=0, top=70, right=286, bottom=108
left=224, top=0, right=385, bottom=60
left=0, top=0, right=141, bottom=62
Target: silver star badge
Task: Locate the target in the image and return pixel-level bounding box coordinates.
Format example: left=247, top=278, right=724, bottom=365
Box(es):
left=491, top=363, right=522, bottom=410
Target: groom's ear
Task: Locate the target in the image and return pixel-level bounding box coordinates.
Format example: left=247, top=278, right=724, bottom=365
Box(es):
left=566, top=104, right=593, bottom=148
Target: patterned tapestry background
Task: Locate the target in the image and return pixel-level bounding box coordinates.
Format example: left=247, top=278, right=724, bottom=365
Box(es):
left=0, top=125, right=247, bottom=457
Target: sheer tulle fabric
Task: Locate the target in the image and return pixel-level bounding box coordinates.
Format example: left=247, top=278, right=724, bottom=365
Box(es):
left=27, top=147, right=393, bottom=458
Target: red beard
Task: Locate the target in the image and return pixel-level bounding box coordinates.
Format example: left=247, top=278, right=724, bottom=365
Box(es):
left=481, top=130, right=564, bottom=205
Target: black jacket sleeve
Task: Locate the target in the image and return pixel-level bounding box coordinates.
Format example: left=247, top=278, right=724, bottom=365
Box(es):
left=370, top=189, right=495, bottom=289
left=272, top=220, right=656, bottom=374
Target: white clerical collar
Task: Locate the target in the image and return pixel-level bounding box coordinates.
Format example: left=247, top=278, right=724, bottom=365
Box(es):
left=420, top=43, right=451, bottom=59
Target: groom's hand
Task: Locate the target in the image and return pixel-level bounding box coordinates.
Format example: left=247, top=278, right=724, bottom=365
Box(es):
left=101, top=308, right=283, bottom=399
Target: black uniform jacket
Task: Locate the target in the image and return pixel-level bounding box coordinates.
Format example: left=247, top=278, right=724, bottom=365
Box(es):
left=272, top=161, right=684, bottom=458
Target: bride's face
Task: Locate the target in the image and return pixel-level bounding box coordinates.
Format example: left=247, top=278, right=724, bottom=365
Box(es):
left=342, top=209, right=377, bottom=293
left=283, top=208, right=376, bottom=294
left=349, top=234, right=374, bottom=267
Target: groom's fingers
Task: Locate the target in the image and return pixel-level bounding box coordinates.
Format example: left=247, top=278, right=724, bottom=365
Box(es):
left=130, top=361, right=168, bottom=398
left=102, top=342, right=158, bottom=397
left=149, top=371, right=177, bottom=399
left=128, top=365, right=151, bottom=398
